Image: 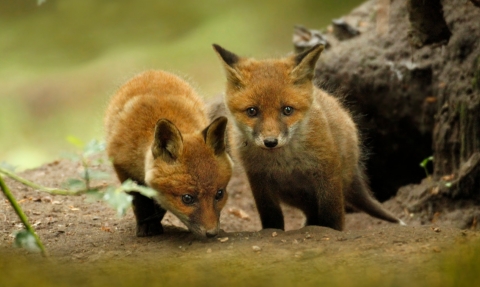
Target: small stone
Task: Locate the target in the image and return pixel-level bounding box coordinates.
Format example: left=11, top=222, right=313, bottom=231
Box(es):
left=252, top=246, right=262, bottom=252
left=305, top=233, right=312, bottom=239
left=228, top=208, right=250, bottom=220
left=217, top=237, right=229, bottom=243
left=272, top=232, right=278, bottom=237
left=432, top=227, right=441, bottom=233
left=42, top=196, right=52, bottom=203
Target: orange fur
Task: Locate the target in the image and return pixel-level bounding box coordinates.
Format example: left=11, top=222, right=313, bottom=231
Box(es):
left=213, top=45, right=403, bottom=231
left=105, top=70, right=232, bottom=238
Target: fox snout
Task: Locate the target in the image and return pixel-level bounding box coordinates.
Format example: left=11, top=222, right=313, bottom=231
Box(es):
left=251, top=117, right=289, bottom=149
left=263, top=137, right=278, bottom=148
left=189, top=224, right=220, bottom=239
left=204, top=227, right=219, bottom=238
left=255, top=134, right=286, bottom=149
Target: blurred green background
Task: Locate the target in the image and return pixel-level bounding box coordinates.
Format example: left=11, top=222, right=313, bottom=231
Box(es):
left=0, top=0, right=363, bottom=170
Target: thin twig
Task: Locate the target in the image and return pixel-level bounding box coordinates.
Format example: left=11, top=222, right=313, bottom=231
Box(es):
left=0, top=175, right=48, bottom=257
left=0, top=167, right=84, bottom=196
left=82, top=157, right=91, bottom=191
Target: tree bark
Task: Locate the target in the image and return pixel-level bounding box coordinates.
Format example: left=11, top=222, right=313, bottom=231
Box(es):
left=407, top=0, right=451, bottom=47
left=301, top=0, right=480, bottom=201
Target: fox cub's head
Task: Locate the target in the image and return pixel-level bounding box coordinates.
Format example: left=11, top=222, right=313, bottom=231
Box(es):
left=213, top=44, right=324, bottom=149
left=145, top=116, right=232, bottom=238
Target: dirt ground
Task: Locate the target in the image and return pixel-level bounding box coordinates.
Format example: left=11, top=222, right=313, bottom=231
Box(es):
left=1, top=0, right=480, bottom=285
left=1, top=158, right=479, bottom=286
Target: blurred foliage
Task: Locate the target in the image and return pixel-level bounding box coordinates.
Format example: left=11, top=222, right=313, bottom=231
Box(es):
left=1, top=137, right=157, bottom=255
left=0, top=0, right=363, bottom=169
left=60, top=138, right=157, bottom=217
left=1, top=239, right=480, bottom=287
left=13, top=230, right=41, bottom=253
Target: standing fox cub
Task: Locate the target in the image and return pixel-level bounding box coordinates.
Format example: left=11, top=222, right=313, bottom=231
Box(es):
left=105, top=70, right=232, bottom=238
left=212, top=44, right=405, bottom=231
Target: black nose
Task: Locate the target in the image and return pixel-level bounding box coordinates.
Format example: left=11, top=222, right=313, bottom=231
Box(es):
left=263, top=138, right=278, bottom=148
left=205, top=231, right=218, bottom=238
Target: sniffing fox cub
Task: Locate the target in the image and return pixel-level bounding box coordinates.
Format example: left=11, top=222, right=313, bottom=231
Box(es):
left=105, top=70, right=232, bottom=238
left=212, top=44, right=404, bottom=231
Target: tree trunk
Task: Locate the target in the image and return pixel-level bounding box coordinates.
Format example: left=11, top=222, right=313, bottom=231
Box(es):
left=300, top=0, right=480, bottom=207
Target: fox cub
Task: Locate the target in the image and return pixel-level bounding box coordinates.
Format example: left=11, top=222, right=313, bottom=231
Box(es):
left=212, top=44, right=404, bottom=231
left=105, top=70, right=232, bottom=238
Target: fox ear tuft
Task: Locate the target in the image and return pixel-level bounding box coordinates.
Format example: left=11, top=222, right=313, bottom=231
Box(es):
left=202, top=116, right=228, bottom=156
left=212, top=44, right=243, bottom=89
left=213, top=44, right=239, bottom=67
left=152, top=119, right=183, bottom=163
left=291, top=44, right=324, bottom=83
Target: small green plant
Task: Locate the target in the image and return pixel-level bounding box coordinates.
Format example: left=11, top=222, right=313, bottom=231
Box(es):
left=0, top=138, right=157, bottom=255
left=0, top=175, right=47, bottom=256
left=420, top=156, right=434, bottom=178
left=62, top=137, right=110, bottom=192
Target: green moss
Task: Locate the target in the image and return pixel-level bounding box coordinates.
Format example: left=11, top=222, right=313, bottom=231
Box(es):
left=474, top=56, right=480, bottom=91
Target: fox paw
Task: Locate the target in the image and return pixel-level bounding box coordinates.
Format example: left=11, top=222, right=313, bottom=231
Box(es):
left=136, top=221, right=163, bottom=237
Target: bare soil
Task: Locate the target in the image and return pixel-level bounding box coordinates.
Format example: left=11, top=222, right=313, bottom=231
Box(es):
left=1, top=0, right=479, bottom=285
left=1, top=158, right=479, bottom=286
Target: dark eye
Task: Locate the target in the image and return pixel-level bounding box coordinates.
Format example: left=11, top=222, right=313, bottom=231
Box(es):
left=283, top=106, right=294, bottom=116
left=182, top=194, right=195, bottom=205
left=215, top=189, right=224, bottom=201
left=246, top=107, right=258, bottom=117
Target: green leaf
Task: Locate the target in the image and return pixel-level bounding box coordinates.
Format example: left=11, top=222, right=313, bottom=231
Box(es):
left=62, top=178, right=86, bottom=190
left=14, top=230, right=41, bottom=253
left=102, top=186, right=133, bottom=217
left=0, top=161, right=17, bottom=172
left=66, top=136, right=84, bottom=149
left=90, top=157, right=105, bottom=166
left=82, top=169, right=110, bottom=180
left=85, top=190, right=104, bottom=201
left=121, top=179, right=157, bottom=198
left=60, top=151, right=81, bottom=162
left=83, top=140, right=106, bottom=157
left=420, top=156, right=434, bottom=168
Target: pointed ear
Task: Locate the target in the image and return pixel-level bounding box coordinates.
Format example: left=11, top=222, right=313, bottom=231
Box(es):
left=202, top=116, right=228, bottom=156
left=290, top=44, right=324, bottom=84
left=212, top=44, right=243, bottom=89
left=152, top=119, right=183, bottom=163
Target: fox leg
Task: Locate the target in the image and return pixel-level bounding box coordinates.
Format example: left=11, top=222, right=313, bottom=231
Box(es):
left=249, top=175, right=284, bottom=230
left=253, top=189, right=284, bottom=230
left=113, top=164, right=166, bottom=237
left=305, top=182, right=345, bottom=231
left=131, top=192, right=166, bottom=237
